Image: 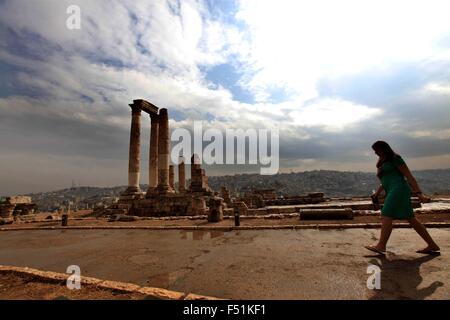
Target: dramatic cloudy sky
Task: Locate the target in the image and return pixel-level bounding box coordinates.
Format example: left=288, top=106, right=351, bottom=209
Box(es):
left=1, top=0, right=450, bottom=195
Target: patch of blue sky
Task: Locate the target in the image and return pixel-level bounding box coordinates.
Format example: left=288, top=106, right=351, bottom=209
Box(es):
left=2, top=27, right=62, bottom=63
left=205, top=112, right=216, bottom=121
left=206, top=0, right=246, bottom=29
left=136, top=35, right=151, bottom=56
left=205, top=62, right=255, bottom=104
left=265, top=85, right=295, bottom=103
left=84, top=54, right=128, bottom=68
left=436, top=32, right=450, bottom=49
left=3, top=24, right=129, bottom=70
left=168, top=108, right=188, bottom=121
left=167, top=0, right=181, bottom=16
left=0, top=63, right=47, bottom=99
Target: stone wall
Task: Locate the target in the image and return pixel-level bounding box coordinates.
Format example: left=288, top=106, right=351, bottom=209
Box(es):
left=131, top=194, right=209, bottom=217
left=5, top=196, right=32, bottom=204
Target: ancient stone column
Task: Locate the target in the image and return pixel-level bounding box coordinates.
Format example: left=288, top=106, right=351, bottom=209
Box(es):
left=169, top=165, right=175, bottom=190
left=221, top=186, right=231, bottom=205
left=208, top=197, right=224, bottom=222
left=178, top=156, right=186, bottom=193
left=157, top=108, right=174, bottom=193
left=125, top=104, right=142, bottom=194
left=147, top=113, right=159, bottom=194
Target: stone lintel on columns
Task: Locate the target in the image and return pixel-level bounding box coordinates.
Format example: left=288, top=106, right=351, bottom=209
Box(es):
left=133, top=99, right=159, bottom=115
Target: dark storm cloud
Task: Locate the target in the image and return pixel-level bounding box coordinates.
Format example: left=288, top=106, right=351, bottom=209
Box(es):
left=0, top=105, right=130, bottom=160
left=278, top=118, right=450, bottom=162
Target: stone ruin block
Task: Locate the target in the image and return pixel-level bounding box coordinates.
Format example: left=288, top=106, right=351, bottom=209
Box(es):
left=221, top=186, right=232, bottom=206
left=129, top=194, right=212, bottom=217
left=234, top=201, right=248, bottom=216
left=190, top=154, right=211, bottom=193
left=208, top=197, right=224, bottom=222
left=242, top=193, right=264, bottom=208
left=0, top=204, right=15, bottom=218
left=308, top=192, right=325, bottom=198
left=13, top=203, right=37, bottom=215
left=264, top=192, right=326, bottom=206
left=1, top=196, right=37, bottom=223
left=266, top=208, right=280, bottom=215
left=253, top=189, right=277, bottom=200
left=223, top=208, right=234, bottom=216
left=299, top=208, right=353, bottom=220
left=187, top=197, right=207, bottom=216
left=6, top=196, right=32, bottom=204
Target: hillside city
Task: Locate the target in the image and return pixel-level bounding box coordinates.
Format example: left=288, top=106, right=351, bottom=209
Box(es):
left=3, top=169, right=449, bottom=213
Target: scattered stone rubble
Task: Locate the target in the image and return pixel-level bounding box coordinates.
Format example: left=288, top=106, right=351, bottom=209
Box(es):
left=0, top=196, right=37, bottom=225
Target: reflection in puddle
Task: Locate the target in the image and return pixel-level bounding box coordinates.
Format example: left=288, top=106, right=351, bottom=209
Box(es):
left=180, top=230, right=225, bottom=240
left=146, top=267, right=194, bottom=288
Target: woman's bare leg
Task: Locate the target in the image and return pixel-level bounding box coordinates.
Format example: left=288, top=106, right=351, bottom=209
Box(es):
left=367, top=217, right=392, bottom=252
left=408, top=217, right=440, bottom=251
left=375, top=217, right=393, bottom=251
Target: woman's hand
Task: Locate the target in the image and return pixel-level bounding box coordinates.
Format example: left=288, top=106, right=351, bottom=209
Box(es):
left=417, top=193, right=431, bottom=203
left=371, top=193, right=380, bottom=210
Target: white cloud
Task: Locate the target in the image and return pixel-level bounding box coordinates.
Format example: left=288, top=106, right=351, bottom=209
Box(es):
left=289, top=99, right=382, bottom=131
left=408, top=129, right=450, bottom=139
left=234, top=0, right=450, bottom=102
left=424, top=82, right=450, bottom=95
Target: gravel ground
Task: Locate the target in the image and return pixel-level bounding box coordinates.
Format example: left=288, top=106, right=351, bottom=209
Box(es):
left=0, top=273, right=149, bottom=300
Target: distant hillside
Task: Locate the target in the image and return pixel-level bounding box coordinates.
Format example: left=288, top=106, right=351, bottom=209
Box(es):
left=27, top=186, right=127, bottom=212
left=207, top=169, right=450, bottom=197
left=14, top=169, right=450, bottom=212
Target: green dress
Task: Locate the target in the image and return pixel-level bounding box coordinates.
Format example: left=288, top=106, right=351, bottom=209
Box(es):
left=380, top=155, right=414, bottom=219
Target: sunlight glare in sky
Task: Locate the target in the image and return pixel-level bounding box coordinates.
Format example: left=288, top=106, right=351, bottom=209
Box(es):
left=236, top=0, right=450, bottom=102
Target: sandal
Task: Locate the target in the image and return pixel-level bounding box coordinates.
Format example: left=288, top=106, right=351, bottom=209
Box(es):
left=416, top=248, right=440, bottom=255
left=364, top=245, right=386, bottom=255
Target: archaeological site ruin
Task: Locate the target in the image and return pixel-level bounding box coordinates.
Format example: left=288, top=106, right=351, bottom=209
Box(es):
left=103, top=99, right=219, bottom=218
left=101, top=99, right=328, bottom=220
left=0, top=196, right=37, bottom=225
left=99, top=99, right=426, bottom=222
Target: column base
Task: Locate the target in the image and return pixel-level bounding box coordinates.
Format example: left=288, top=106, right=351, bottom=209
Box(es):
left=122, top=185, right=143, bottom=194
left=156, top=185, right=175, bottom=195
left=120, top=186, right=144, bottom=202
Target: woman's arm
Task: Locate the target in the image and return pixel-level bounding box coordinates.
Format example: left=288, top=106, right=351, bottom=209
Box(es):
left=373, top=184, right=384, bottom=197
left=397, top=164, right=421, bottom=193
left=396, top=164, right=430, bottom=202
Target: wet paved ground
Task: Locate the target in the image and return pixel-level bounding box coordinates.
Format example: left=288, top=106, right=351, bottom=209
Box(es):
left=0, top=228, right=448, bottom=299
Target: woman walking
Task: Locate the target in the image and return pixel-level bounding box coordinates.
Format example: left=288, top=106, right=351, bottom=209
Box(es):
left=365, top=141, right=440, bottom=255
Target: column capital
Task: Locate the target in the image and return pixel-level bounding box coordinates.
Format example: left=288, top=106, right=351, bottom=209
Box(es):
left=150, top=112, right=160, bottom=122
left=133, top=99, right=159, bottom=114
left=129, top=103, right=142, bottom=115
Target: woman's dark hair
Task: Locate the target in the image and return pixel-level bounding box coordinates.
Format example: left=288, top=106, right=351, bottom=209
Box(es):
left=372, top=141, right=398, bottom=178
